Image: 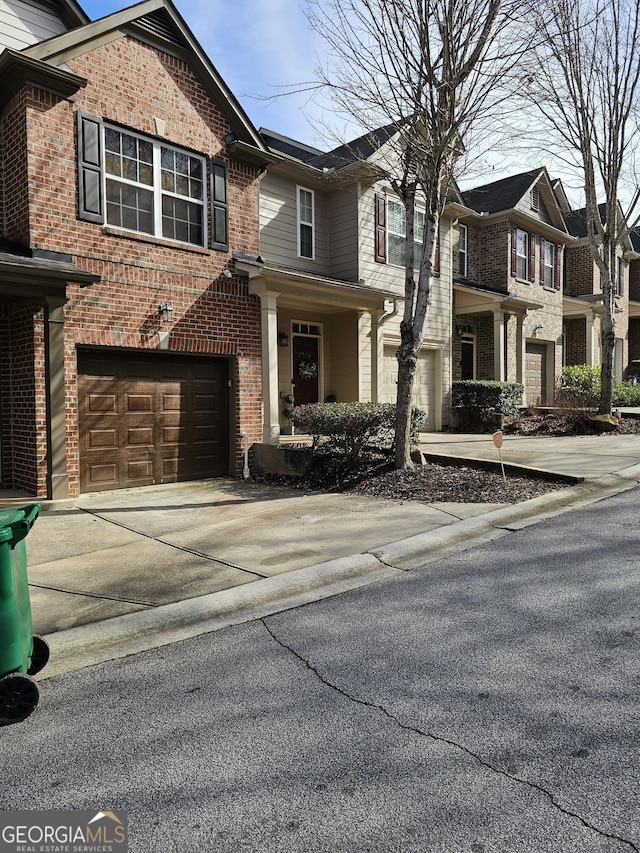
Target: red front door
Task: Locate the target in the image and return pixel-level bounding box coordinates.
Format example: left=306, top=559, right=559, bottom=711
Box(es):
left=292, top=335, right=320, bottom=405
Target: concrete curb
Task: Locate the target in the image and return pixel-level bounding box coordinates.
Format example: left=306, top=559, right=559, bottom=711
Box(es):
left=41, top=554, right=400, bottom=678
left=38, top=462, right=640, bottom=678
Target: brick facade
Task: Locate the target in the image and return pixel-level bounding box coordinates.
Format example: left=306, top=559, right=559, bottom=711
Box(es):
left=1, top=30, right=264, bottom=496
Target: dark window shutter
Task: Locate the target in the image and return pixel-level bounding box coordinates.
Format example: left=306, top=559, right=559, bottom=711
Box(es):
left=540, top=238, right=546, bottom=283
left=511, top=226, right=518, bottom=276
left=210, top=158, right=229, bottom=251
left=433, top=226, right=440, bottom=276
left=77, top=112, right=104, bottom=223
left=374, top=193, right=387, bottom=263
left=528, top=233, right=536, bottom=282
left=555, top=245, right=562, bottom=290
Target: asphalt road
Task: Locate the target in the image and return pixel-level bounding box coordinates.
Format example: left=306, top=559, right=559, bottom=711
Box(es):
left=2, top=488, right=639, bottom=852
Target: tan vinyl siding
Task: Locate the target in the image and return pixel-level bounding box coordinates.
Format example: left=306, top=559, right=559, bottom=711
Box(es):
left=260, top=173, right=329, bottom=273
left=327, top=186, right=359, bottom=280
left=328, top=311, right=361, bottom=402
left=0, top=0, right=68, bottom=50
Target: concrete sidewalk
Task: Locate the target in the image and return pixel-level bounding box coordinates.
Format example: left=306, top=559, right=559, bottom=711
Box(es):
left=10, top=430, right=640, bottom=677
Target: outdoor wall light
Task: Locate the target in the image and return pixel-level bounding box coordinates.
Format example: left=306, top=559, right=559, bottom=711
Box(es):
left=278, top=331, right=289, bottom=347
left=533, top=323, right=544, bottom=337
left=158, top=302, right=174, bottom=322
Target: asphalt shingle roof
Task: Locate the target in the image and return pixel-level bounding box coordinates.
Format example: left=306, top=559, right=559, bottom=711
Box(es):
left=462, top=169, right=542, bottom=214
left=260, top=124, right=397, bottom=171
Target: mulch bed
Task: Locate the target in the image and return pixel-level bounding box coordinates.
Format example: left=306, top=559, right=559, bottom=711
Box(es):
left=254, top=413, right=640, bottom=505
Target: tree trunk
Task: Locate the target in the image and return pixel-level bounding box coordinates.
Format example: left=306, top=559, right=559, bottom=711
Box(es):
left=394, top=323, right=419, bottom=469
left=599, top=277, right=616, bottom=415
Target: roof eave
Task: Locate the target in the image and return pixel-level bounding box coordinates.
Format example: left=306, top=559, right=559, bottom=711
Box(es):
left=0, top=48, right=86, bottom=109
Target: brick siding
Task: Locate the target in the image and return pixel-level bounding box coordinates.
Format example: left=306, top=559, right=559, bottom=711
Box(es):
left=1, top=34, right=264, bottom=496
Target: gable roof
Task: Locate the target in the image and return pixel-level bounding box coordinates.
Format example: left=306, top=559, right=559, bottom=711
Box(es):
left=463, top=169, right=543, bottom=214
left=22, top=0, right=269, bottom=161
left=260, top=124, right=398, bottom=172
left=564, top=203, right=608, bottom=238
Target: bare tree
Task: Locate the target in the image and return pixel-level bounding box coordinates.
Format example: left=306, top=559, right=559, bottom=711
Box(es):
left=304, top=0, right=523, bottom=468
left=523, top=0, right=640, bottom=414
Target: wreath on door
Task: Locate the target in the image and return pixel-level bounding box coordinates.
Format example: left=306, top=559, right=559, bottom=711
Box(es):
left=297, top=354, right=318, bottom=379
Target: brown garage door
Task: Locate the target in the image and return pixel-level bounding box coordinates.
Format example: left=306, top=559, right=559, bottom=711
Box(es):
left=78, top=350, right=230, bottom=492
left=525, top=342, right=547, bottom=406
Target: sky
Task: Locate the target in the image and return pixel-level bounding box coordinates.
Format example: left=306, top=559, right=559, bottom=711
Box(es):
left=77, top=0, right=606, bottom=209
left=79, top=0, right=329, bottom=147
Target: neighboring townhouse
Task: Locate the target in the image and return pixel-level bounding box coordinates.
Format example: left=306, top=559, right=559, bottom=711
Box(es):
left=240, top=127, right=463, bottom=440
left=454, top=169, right=572, bottom=405
left=0, top=0, right=272, bottom=498
left=628, top=230, right=640, bottom=368
left=562, top=204, right=639, bottom=380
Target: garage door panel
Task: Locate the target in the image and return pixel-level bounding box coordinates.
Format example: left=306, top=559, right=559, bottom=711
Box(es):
left=525, top=343, right=547, bottom=406
left=127, top=459, right=153, bottom=481
left=161, top=394, right=182, bottom=411
left=88, top=429, right=118, bottom=449
left=88, top=393, right=117, bottom=414
left=78, top=351, right=229, bottom=492
left=382, top=345, right=436, bottom=431
left=88, top=463, right=118, bottom=485
left=126, top=393, right=153, bottom=413
left=126, top=427, right=154, bottom=446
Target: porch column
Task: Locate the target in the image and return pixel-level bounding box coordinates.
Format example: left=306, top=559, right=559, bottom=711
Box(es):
left=516, top=313, right=526, bottom=404
left=493, top=310, right=506, bottom=381
left=586, top=312, right=597, bottom=365
left=44, top=297, right=69, bottom=499
left=370, top=309, right=384, bottom=403
left=257, top=290, right=280, bottom=444
left=433, top=348, right=443, bottom=431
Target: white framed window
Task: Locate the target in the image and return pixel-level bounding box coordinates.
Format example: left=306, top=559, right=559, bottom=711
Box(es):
left=515, top=228, right=529, bottom=279
left=616, top=256, right=625, bottom=295
left=542, top=240, right=555, bottom=288
left=104, top=126, right=206, bottom=246
left=387, top=199, right=425, bottom=268
left=297, top=186, right=315, bottom=259
left=458, top=223, right=468, bottom=276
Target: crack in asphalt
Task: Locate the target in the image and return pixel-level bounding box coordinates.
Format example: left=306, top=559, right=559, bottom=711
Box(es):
left=261, top=618, right=638, bottom=852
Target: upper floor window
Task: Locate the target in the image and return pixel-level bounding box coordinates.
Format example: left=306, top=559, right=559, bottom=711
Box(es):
left=540, top=237, right=562, bottom=290
left=542, top=239, right=555, bottom=288
left=77, top=112, right=228, bottom=250
left=103, top=127, right=205, bottom=245
left=514, top=228, right=529, bottom=279
left=297, top=186, right=315, bottom=259
left=387, top=199, right=425, bottom=268
left=458, top=223, right=468, bottom=276
left=616, top=256, right=625, bottom=295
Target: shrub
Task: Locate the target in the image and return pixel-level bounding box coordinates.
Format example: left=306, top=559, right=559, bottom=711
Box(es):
left=292, top=402, right=425, bottom=467
left=612, top=382, right=640, bottom=407
left=452, top=380, right=524, bottom=415
left=557, top=364, right=601, bottom=408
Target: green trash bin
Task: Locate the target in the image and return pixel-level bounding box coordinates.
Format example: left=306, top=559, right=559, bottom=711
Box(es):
left=0, top=503, right=49, bottom=724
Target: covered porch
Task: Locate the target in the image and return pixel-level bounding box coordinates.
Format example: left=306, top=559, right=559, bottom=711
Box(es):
left=234, top=255, right=400, bottom=443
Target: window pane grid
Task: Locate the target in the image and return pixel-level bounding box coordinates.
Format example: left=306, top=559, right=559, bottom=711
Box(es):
left=298, top=187, right=314, bottom=258
left=104, top=126, right=205, bottom=246
left=516, top=229, right=528, bottom=279
left=543, top=242, right=554, bottom=287
left=388, top=200, right=423, bottom=269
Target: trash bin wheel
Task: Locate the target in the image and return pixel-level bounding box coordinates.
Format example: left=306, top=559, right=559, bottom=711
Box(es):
left=27, top=635, right=50, bottom=676
left=0, top=673, right=40, bottom=724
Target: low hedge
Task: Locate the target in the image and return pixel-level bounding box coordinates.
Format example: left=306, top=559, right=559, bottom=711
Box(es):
left=292, top=402, right=425, bottom=466
left=451, top=380, right=524, bottom=416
